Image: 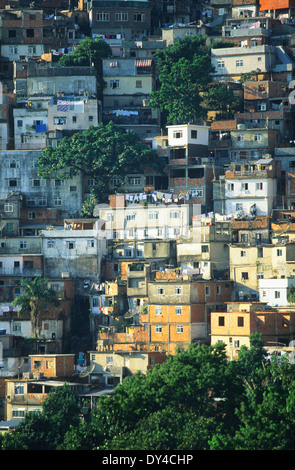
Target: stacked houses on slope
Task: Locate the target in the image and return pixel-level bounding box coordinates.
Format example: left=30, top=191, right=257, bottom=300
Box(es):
left=2, top=0, right=295, bottom=421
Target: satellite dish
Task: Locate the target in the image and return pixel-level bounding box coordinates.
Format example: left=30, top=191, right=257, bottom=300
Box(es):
left=124, top=309, right=136, bottom=319
left=8, top=358, right=25, bottom=377
left=79, top=364, right=95, bottom=378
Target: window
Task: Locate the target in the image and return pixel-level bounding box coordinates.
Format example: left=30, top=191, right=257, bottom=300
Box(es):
left=13, top=323, right=21, bottom=332
left=158, top=287, right=165, bottom=295
left=254, top=134, right=262, bottom=141
left=54, top=197, right=62, bottom=207
left=17, top=120, right=23, bottom=128
left=173, top=131, right=183, bottom=139
left=136, top=80, right=142, bottom=88
left=126, top=213, right=136, bottom=221
left=47, top=240, right=55, bottom=248
left=28, top=211, right=35, bottom=220
left=219, top=316, right=225, bottom=326
left=256, top=182, right=263, bottom=190
left=8, top=30, right=16, bottom=38
left=258, top=247, right=263, bottom=258
left=241, top=183, right=248, bottom=190
left=4, top=203, right=13, bottom=213
left=277, top=249, right=283, bottom=256
left=97, top=12, right=109, bottom=21
left=191, top=130, right=198, bottom=139
left=115, top=12, right=128, bottom=21
left=257, top=272, right=264, bottom=279
left=237, top=134, right=244, bottom=141
left=155, top=324, right=162, bottom=333
left=227, top=183, right=234, bottom=191
left=12, top=409, right=25, bottom=418
left=275, top=291, right=280, bottom=298
left=106, top=356, right=113, bottom=364
left=72, top=116, right=77, bottom=123
left=9, top=179, right=18, bottom=187
left=241, top=272, right=249, bottom=280
left=38, top=197, right=47, bottom=207
left=170, top=210, right=180, bottom=219
left=238, top=317, right=244, bottom=327
left=236, top=203, right=243, bottom=211
left=155, top=306, right=162, bottom=315
left=26, top=29, right=34, bottom=37
left=125, top=249, right=132, bottom=257
left=236, top=60, right=243, bottom=67
left=217, top=285, right=221, bottom=295
left=89, top=115, right=93, bottom=122
left=175, top=286, right=182, bottom=295
left=217, top=60, right=225, bottom=68
left=87, top=240, right=95, bottom=248
left=234, top=340, right=240, bottom=348
left=15, top=382, right=25, bottom=395
left=128, top=177, right=141, bottom=185
left=24, top=260, right=33, bottom=269
left=66, top=241, right=76, bottom=250
left=202, top=245, right=209, bottom=253
left=110, top=80, right=120, bottom=89
left=149, top=211, right=159, bottom=220
left=176, top=306, right=183, bottom=315
left=241, top=250, right=246, bottom=257
left=20, top=241, right=27, bottom=249
left=134, top=12, right=145, bottom=21
left=205, top=286, right=210, bottom=296
left=176, top=324, right=183, bottom=333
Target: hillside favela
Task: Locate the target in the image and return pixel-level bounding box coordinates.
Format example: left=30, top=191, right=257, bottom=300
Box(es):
left=1, top=0, right=295, bottom=453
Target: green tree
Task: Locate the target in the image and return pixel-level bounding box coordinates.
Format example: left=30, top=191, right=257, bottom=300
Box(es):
left=2, top=385, right=80, bottom=450
left=58, top=37, right=112, bottom=68
left=150, top=35, right=214, bottom=125
left=13, top=277, right=58, bottom=339
left=38, top=122, right=165, bottom=207
left=204, top=83, right=241, bottom=119
left=58, top=38, right=112, bottom=94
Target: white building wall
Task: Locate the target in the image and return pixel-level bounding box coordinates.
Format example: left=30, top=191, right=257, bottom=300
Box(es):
left=224, top=178, right=276, bottom=216
left=167, top=124, right=210, bottom=147
left=259, top=278, right=295, bottom=306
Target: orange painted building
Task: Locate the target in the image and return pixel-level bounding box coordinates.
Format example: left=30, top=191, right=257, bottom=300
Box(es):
left=259, top=0, right=295, bottom=11
left=211, top=301, right=295, bottom=359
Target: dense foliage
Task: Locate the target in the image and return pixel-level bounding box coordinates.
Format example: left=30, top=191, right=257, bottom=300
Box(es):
left=12, top=277, right=58, bottom=339
left=38, top=122, right=165, bottom=212
left=2, top=334, right=295, bottom=450
left=150, top=35, right=241, bottom=126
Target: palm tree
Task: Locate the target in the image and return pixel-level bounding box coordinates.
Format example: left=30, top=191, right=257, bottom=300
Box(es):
left=13, top=277, right=59, bottom=339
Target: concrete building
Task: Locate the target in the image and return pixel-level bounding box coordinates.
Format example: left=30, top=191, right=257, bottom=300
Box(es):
left=176, top=214, right=231, bottom=280
left=258, top=277, right=295, bottom=306
left=229, top=242, right=295, bottom=300
left=88, top=349, right=166, bottom=386
left=143, top=271, right=233, bottom=353
left=102, top=57, right=159, bottom=138
left=86, top=0, right=152, bottom=41
left=0, top=150, right=83, bottom=218
left=41, top=222, right=107, bottom=294
left=211, top=301, right=295, bottom=359
left=224, top=158, right=280, bottom=217
left=211, top=45, right=294, bottom=82
left=96, top=199, right=193, bottom=241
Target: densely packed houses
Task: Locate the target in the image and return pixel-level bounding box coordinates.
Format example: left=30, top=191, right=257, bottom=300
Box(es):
left=2, top=0, right=295, bottom=422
